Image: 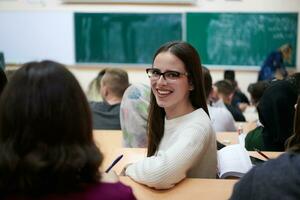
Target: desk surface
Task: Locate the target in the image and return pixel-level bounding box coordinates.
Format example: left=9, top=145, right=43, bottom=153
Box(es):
left=248, top=151, right=283, bottom=161
left=120, top=176, right=237, bottom=200
left=93, top=132, right=282, bottom=200
left=217, top=132, right=239, bottom=145
left=235, top=121, right=257, bottom=134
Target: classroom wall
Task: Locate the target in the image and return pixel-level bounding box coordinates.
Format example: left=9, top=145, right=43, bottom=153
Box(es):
left=0, top=0, right=299, bottom=96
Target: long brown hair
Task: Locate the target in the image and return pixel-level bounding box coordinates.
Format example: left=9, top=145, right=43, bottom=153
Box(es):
left=286, top=96, right=300, bottom=152
left=147, top=41, right=208, bottom=156
left=0, top=61, right=102, bottom=195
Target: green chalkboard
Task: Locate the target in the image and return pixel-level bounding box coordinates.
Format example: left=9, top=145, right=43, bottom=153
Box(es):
left=75, top=13, right=182, bottom=64
left=187, top=13, right=298, bottom=67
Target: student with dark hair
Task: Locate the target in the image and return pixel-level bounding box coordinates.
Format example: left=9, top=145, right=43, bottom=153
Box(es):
left=90, top=68, right=130, bottom=130
left=287, top=72, right=300, bottom=94
left=0, top=67, right=7, bottom=95
left=245, top=79, right=297, bottom=151
left=224, top=70, right=250, bottom=112
left=247, top=81, right=270, bottom=107
left=203, top=67, right=236, bottom=132
left=0, top=60, right=136, bottom=199
left=213, top=80, right=246, bottom=122
left=230, top=96, right=300, bottom=200
left=124, top=41, right=217, bottom=189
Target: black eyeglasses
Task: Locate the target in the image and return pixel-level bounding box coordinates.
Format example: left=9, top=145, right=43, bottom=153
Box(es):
left=146, top=68, right=188, bottom=81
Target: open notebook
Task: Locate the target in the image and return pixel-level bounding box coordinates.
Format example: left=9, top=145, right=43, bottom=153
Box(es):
left=217, top=144, right=253, bottom=179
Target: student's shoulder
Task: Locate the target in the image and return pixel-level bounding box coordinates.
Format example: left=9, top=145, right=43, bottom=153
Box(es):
left=89, top=181, right=136, bottom=200
left=189, top=108, right=214, bottom=133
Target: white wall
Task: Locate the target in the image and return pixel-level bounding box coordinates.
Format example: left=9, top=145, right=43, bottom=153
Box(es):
left=0, top=0, right=299, bottom=96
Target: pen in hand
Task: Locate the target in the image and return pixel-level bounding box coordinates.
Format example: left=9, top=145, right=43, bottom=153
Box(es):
left=254, top=148, right=270, bottom=160
left=105, top=155, right=123, bottom=173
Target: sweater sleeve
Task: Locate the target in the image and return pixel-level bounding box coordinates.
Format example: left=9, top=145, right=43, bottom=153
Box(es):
left=125, top=124, right=212, bottom=189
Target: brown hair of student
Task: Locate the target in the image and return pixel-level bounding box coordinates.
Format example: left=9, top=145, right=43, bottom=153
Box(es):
left=214, top=80, right=235, bottom=96
left=202, top=66, right=212, bottom=99
left=147, top=41, right=208, bottom=156
left=101, top=68, right=129, bottom=98
left=286, top=96, right=300, bottom=152
left=0, top=60, right=102, bottom=195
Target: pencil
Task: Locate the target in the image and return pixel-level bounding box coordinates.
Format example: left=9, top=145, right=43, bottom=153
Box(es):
left=254, top=148, right=270, bottom=160
left=105, top=154, right=124, bottom=173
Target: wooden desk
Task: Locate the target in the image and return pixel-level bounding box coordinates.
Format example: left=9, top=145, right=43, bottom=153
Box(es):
left=93, top=130, right=123, bottom=171
left=100, top=147, right=282, bottom=200
left=93, top=130, right=122, bottom=154
left=235, top=121, right=257, bottom=134
left=102, top=148, right=147, bottom=174
left=120, top=176, right=237, bottom=200
left=248, top=151, right=283, bottom=161
left=102, top=148, right=237, bottom=200
left=217, top=132, right=239, bottom=145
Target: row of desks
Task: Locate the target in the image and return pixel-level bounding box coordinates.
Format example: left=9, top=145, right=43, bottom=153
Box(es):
left=93, top=130, right=282, bottom=200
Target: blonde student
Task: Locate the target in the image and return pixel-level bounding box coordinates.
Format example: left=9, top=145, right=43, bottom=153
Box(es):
left=124, top=41, right=217, bottom=189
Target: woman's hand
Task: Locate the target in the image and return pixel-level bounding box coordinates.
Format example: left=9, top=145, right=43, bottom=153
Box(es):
left=101, top=171, right=119, bottom=183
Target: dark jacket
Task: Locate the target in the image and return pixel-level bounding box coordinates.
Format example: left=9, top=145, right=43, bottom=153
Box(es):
left=230, top=153, right=300, bottom=200
left=90, top=101, right=121, bottom=130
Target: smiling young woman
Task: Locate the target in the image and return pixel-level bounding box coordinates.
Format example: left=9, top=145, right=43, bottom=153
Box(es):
left=124, top=41, right=217, bottom=189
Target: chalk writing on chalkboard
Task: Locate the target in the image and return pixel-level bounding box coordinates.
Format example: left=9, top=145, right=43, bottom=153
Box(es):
left=187, top=13, right=298, bottom=67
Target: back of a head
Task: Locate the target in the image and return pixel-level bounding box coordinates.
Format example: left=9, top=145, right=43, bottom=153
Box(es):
left=214, top=80, right=235, bottom=97
left=279, top=43, right=292, bottom=62
left=101, top=68, right=129, bottom=98
left=120, top=83, right=150, bottom=148
left=279, top=43, right=292, bottom=53
left=258, top=80, right=297, bottom=151
left=247, top=81, right=270, bottom=105
left=224, top=70, right=235, bottom=82
left=86, top=68, right=107, bottom=102
left=202, top=66, right=212, bottom=99
left=0, top=60, right=102, bottom=195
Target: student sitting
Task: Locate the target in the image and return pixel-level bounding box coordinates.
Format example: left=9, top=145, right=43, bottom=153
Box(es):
left=0, top=61, right=136, bottom=200
left=86, top=68, right=107, bottom=102
left=230, top=95, right=300, bottom=200
left=247, top=81, right=270, bottom=107
left=224, top=70, right=250, bottom=112
left=90, top=68, right=129, bottom=130
left=120, top=83, right=150, bottom=148
left=212, top=80, right=246, bottom=122
left=202, top=66, right=236, bottom=132
left=245, top=79, right=298, bottom=151
left=123, top=41, right=217, bottom=189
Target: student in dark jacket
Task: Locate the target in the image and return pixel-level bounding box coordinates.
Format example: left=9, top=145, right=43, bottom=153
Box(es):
left=245, top=79, right=297, bottom=151
left=230, top=95, right=300, bottom=200
left=224, top=70, right=250, bottom=112
left=212, top=80, right=246, bottom=122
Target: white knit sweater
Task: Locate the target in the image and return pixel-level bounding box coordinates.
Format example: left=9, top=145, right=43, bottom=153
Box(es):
left=125, top=108, right=217, bottom=189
